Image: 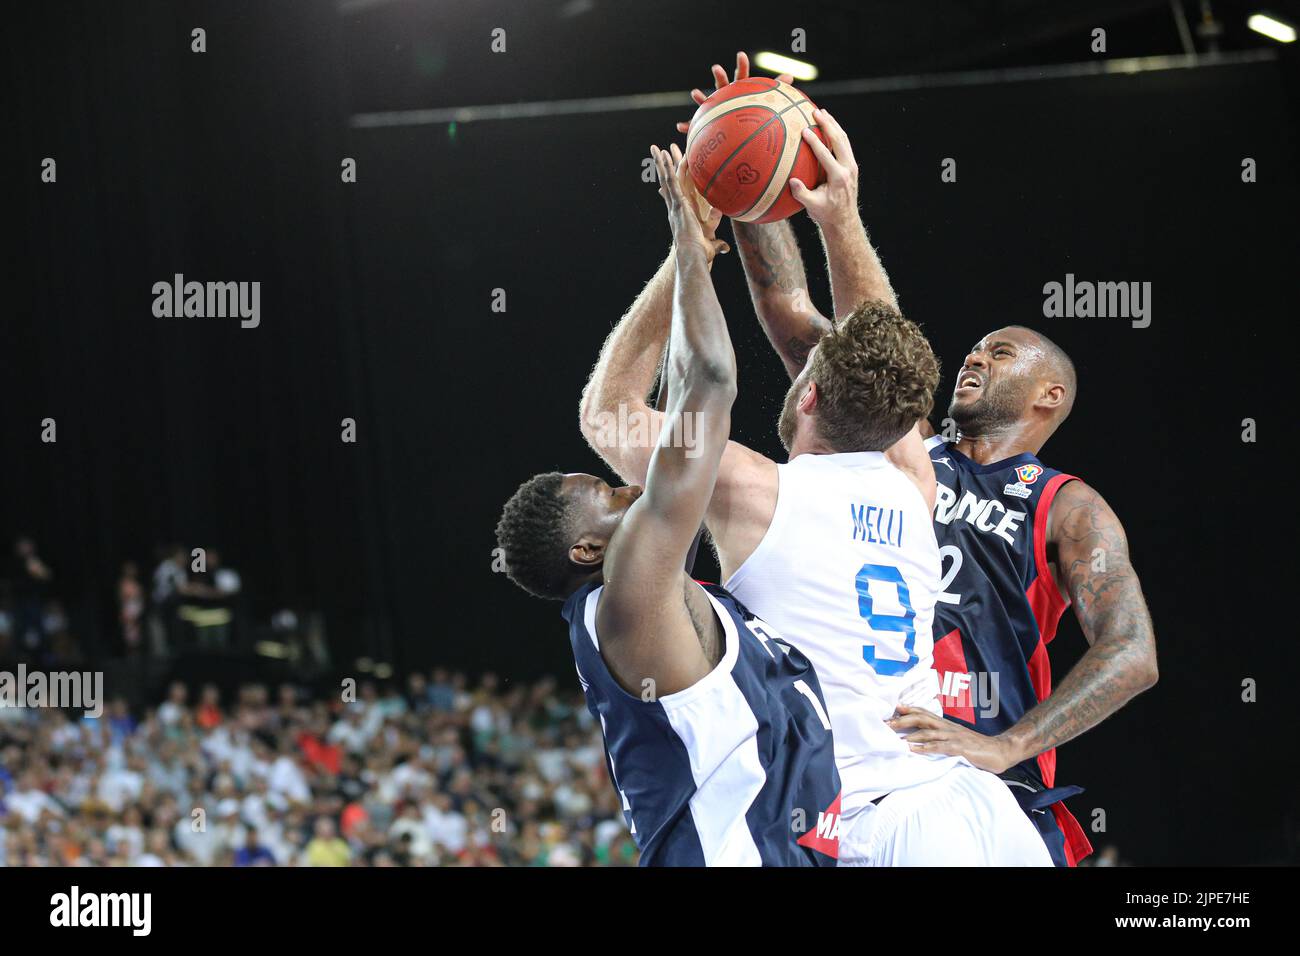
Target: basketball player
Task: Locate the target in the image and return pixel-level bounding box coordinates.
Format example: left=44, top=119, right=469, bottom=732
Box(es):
left=495, top=144, right=840, bottom=866
left=580, top=135, right=1049, bottom=863
left=702, top=53, right=1159, bottom=866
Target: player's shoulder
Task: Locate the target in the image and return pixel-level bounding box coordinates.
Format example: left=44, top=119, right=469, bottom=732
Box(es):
left=716, top=439, right=777, bottom=491
left=1044, top=477, right=1128, bottom=542
left=723, top=439, right=777, bottom=468
left=1046, top=476, right=1110, bottom=517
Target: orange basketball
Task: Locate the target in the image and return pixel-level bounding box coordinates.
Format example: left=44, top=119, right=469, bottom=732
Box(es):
left=684, top=77, right=825, bottom=224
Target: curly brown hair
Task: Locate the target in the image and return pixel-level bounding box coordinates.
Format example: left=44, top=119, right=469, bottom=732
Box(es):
left=808, top=301, right=940, bottom=452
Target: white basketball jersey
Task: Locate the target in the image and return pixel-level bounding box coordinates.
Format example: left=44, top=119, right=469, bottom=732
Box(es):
left=724, top=451, right=964, bottom=815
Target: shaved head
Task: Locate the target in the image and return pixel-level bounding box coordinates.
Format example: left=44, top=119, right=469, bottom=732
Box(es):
left=1007, top=325, right=1077, bottom=421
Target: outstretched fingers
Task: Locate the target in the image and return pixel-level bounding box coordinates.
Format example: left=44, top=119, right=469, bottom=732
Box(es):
left=678, top=53, right=790, bottom=136
left=813, top=108, right=855, bottom=168
left=654, top=144, right=685, bottom=211
left=800, top=123, right=841, bottom=177
left=651, top=145, right=673, bottom=207
left=733, top=51, right=750, bottom=82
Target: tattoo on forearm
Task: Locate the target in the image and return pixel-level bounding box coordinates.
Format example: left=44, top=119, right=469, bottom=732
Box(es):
left=734, top=221, right=807, bottom=294
left=785, top=336, right=817, bottom=369
left=1015, top=488, right=1157, bottom=757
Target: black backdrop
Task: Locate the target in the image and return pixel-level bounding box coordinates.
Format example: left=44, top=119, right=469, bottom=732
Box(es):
left=6, top=2, right=1298, bottom=864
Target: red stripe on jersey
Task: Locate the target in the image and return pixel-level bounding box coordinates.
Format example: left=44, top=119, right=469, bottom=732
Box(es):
left=932, top=627, right=974, bottom=723
left=1027, top=472, right=1092, bottom=864
left=1030, top=473, right=1077, bottom=645
left=1029, top=634, right=1093, bottom=864
left=1026, top=639, right=1055, bottom=786
left=1053, top=801, right=1095, bottom=866
left=1026, top=474, right=1077, bottom=789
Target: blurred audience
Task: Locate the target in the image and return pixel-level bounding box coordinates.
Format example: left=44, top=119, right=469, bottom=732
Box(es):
left=0, top=540, right=638, bottom=867
left=0, top=674, right=638, bottom=867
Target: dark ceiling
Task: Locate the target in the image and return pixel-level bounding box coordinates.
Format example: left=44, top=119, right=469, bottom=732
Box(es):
left=340, top=0, right=1300, bottom=113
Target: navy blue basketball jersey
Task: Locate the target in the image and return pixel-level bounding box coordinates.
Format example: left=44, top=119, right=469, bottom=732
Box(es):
left=561, top=580, right=841, bottom=867
left=925, top=436, right=1092, bottom=865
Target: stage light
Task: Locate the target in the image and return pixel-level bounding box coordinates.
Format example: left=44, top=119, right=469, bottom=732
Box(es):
left=1248, top=13, right=1296, bottom=42
left=754, top=51, right=819, bottom=81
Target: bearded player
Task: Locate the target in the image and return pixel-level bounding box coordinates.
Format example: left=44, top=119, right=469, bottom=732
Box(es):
left=496, top=145, right=840, bottom=866
left=583, top=108, right=1050, bottom=865
left=702, top=53, right=1159, bottom=866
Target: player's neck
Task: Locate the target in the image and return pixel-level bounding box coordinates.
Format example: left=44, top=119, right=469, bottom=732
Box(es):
left=785, top=432, right=841, bottom=460
left=953, top=427, right=1043, bottom=465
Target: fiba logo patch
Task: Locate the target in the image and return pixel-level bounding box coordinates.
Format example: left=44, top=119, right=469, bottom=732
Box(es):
left=1003, top=464, right=1042, bottom=500
left=1015, top=464, right=1043, bottom=485
left=734, top=162, right=760, bottom=185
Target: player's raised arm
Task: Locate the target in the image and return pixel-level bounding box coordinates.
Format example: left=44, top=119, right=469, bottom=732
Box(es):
left=604, top=145, right=737, bottom=591
left=577, top=173, right=729, bottom=488
left=580, top=132, right=779, bottom=582
left=727, top=89, right=926, bottom=499
left=732, top=219, right=834, bottom=380
left=578, top=249, right=675, bottom=486
left=593, top=146, right=739, bottom=693
left=683, top=55, right=895, bottom=380
left=679, top=53, right=831, bottom=381
left=788, top=107, right=897, bottom=322
left=653, top=145, right=736, bottom=406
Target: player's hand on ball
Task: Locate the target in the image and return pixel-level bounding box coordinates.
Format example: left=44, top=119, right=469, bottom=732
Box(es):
left=675, top=50, right=793, bottom=135
left=651, top=143, right=729, bottom=264
left=886, top=705, right=1019, bottom=774
left=789, top=108, right=860, bottom=230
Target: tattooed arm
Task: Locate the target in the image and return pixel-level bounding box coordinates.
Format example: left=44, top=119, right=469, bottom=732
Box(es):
left=889, top=479, right=1157, bottom=772
left=732, top=219, right=834, bottom=380
left=677, top=53, right=893, bottom=379
left=677, top=51, right=831, bottom=380
left=733, top=108, right=896, bottom=381
left=1001, top=480, right=1159, bottom=760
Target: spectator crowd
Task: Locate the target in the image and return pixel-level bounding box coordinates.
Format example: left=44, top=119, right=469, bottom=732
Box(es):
left=0, top=672, right=638, bottom=867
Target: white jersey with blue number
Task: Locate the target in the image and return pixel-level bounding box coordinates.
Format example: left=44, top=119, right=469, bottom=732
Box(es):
left=724, top=451, right=964, bottom=816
